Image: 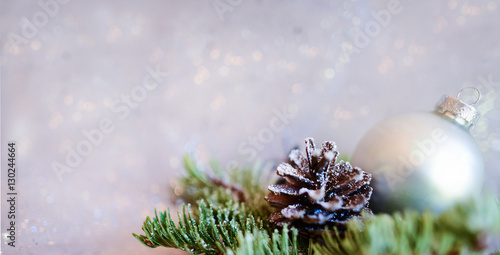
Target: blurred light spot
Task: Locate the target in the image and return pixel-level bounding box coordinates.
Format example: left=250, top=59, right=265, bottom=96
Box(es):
left=225, top=54, right=243, bottom=66
left=169, top=179, right=179, bottom=188
left=48, top=241, right=54, bottom=245
left=174, top=186, right=184, bottom=196
left=31, top=226, right=38, bottom=233
left=93, top=209, right=102, bottom=219
left=232, top=56, right=244, bottom=66
left=324, top=68, right=336, bottom=79
left=64, top=95, right=74, bottom=106
left=299, top=44, right=318, bottom=57
left=308, top=47, right=319, bottom=57
left=292, top=83, right=302, bottom=94
left=106, top=25, right=122, bottom=43
left=39, top=227, right=45, bottom=233
left=210, top=93, right=226, bottom=111
left=49, top=112, right=64, bottom=129
left=448, top=0, right=457, bottom=9
left=461, top=4, right=480, bottom=16
left=394, top=39, right=405, bottom=49
left=46, top=196, right=53, bottom=204
left=339, top=42, right=353, bottom=63
left=480, top=141, right=490, bottom=152
left=194, top=66, right=210, bottom=84
left=77, top=34, right=95, bottom=47
left=210, top=49, right=220, bottom=60
left=378, top=55, right=394, bottom=74
left=31, top=40, right=42, bottom=51
left=408, top=44, right=427, bottom=55
left=5, top=44, right=21, bottom=55
left=78, top=100, right=95, bottom=111
left=252, top=50, right=263, bottom=61
left=433, top=16, right=448, bottom=33
left=334, top=107, right=352, bottom=120
left=474, top=118, right=488, bottom=134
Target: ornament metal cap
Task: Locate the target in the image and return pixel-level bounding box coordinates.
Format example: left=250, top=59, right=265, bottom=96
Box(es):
left=434, top=87, right=481, bottom=129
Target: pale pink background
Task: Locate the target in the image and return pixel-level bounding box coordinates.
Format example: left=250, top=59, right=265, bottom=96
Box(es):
left=1, top=0, right=499, bottom=254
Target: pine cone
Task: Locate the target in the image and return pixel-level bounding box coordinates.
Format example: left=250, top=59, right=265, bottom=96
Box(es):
left=265, top=138, right=373, bottom=237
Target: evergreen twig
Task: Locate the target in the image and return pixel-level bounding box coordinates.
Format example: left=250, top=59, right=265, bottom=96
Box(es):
left=133, top=200, right=260, bottom=254
left=312, top=195, right=500, bottom=255
left=178, top=155, right=274, bottom=219
left=226, top=226, right=299, bottom=255
left=134, top=155, right=500, bottom=254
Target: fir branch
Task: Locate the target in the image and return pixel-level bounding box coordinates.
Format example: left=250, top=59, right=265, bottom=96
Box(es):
left=312, top=195, right=500, bottom=255
left=133, top=199, right=261, bottom=254
left=226, top=225, right=299, bottom=255
left=177, top=155, right=273, bottom=219
left=135, top=155, right=500, bottom=255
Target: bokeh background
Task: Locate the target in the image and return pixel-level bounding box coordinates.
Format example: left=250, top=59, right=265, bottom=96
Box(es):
left=1, top=0, right=499, bottom=254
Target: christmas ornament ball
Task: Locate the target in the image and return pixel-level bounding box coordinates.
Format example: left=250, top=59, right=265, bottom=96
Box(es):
left=351, top=92, right=484, bottom=213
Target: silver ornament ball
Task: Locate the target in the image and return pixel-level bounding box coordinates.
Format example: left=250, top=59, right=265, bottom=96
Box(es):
left=352, top=91, right=484, bottom=213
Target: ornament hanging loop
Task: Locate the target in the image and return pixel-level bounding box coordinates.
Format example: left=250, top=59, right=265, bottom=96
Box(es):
left=457, top=87, right=481, bottom=106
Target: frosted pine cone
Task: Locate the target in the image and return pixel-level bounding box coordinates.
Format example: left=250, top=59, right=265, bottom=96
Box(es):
left=265, top=138, right=373, bottom=237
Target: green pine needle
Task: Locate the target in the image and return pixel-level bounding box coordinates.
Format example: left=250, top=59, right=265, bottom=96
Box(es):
left=134, top=155, right=500, bottom=255
left=133, top=199, right=261, bottom=254
left=227, top=226, right=299, bottom=255
left=178, top=155, right=274, bottom=220
left=312, top=195, right=500, bottom=255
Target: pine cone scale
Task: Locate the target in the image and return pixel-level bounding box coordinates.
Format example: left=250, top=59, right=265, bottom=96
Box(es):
left=277, top=163, right=315, bottom=187
left=268, top=184, right=301, bottom=196
left=329, top=173, right=371, bottom=197
left=265, top=193, right=300, bottom=207
left=267, top=138, right=373, bottom=237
